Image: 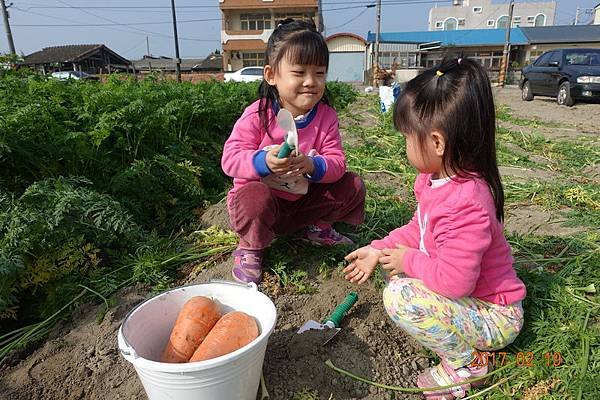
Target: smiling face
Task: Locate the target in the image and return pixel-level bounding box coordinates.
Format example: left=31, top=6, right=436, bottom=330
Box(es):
left=264, top=57, right=327, bottom=118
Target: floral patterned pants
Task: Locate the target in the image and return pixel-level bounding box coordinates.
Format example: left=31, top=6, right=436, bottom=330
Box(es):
left=383, top=277, right=524, bottom=368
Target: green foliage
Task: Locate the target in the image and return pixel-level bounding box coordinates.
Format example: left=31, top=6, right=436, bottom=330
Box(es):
left=0, top=73, right=357, bottom=339
left=0, top=177, right=138, bottom=319
left=326, top=82, right=357, bottom=111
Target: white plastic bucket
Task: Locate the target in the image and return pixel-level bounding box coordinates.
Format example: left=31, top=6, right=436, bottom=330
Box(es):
left=117, top=280, right=277, bottom=400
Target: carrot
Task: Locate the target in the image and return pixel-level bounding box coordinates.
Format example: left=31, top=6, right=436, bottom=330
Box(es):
left=189, top=311, right=259, bottom=362
left=160, top=296, right=222, bottom=363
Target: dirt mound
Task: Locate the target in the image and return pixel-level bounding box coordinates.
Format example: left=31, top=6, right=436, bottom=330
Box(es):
left=1, top=251, right=427, bottom=400
left=0, top=285, right=148, bottom=400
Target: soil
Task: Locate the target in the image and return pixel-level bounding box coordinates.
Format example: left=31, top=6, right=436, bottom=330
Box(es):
left=493, top=86, right=600, bottom=134
left=1, top=87, right=597, bottom=400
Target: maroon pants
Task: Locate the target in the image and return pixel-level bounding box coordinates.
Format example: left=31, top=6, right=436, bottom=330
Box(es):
left=227, top=172, right=366, bottom=250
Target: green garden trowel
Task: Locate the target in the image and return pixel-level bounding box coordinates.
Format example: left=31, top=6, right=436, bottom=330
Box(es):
left=296, top=292, right=358, bottom=345
left=276, top=108, right=299, bottom=158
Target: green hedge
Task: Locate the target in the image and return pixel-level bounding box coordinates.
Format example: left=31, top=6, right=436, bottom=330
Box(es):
left=0, top=74, right=356, bottom=323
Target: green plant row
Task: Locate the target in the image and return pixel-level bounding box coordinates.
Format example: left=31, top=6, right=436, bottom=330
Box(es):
left=0, top=72, right=357, bottom=335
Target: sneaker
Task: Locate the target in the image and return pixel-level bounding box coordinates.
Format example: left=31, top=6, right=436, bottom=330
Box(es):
left=416, top=359, right=488, bottom=399
left=304, top=225, right=354, bottom=246
left=231, top=248, right=263, bottom=284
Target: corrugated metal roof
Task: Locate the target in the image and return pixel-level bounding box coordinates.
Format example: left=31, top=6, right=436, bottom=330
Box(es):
left=520, top=25, right=600, bottom=44
left=366, top=28, right=529, bottom=47
left=22, top=44, right=130, bottom=65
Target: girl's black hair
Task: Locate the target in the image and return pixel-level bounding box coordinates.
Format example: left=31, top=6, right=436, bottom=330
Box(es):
left=394, top=57, right=505, bottom=221
left=258, top=18, right=331, bottom=137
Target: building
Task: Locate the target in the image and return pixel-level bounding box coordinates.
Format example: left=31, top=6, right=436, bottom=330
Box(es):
left=326, top=33, right=366, bottom=82
left=367, top=28, right=528, bottom=69
left=21, top=44, right=130, bottom=75
left=219, top=0, right=319, bottom=71
left=366, top=24, right=600, bottom=85
left=428, top=0, right=555, bottom=31
left=594, top=3, right=600, bottom=25
left=132, top=53, right=223, bottom=73
left=520, top=25, right=600, bottom=63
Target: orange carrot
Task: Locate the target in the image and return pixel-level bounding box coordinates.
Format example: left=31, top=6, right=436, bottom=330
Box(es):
left=160, top=296, right=222, bottom=363
left=189, top=311, right=259, bottom=362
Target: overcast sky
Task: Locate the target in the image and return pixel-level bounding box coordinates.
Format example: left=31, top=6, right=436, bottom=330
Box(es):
left=2, top=0, right=598, bottom=60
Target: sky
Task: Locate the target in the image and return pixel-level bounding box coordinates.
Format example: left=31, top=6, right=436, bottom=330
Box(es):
left=2, top=0, right=599, bottom=60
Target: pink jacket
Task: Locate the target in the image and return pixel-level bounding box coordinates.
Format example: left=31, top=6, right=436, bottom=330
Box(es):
left=372, top=174, right=526, bottom=305
left=221, top=100, right=346, bottom=201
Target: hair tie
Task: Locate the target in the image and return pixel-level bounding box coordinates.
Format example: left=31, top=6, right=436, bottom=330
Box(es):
left=436, top=70, right=444, bottom=77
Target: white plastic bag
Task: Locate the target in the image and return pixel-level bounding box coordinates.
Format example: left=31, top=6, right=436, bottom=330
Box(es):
left=379, top=82, right=401, bottom=113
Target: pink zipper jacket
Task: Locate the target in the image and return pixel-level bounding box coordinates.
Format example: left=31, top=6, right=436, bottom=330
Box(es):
left=371, top=173, right=526, bottom=305
left=221, top=99, right=346, bottom=201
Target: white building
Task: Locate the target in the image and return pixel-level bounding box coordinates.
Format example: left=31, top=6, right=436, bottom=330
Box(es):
left=428, top=0, right=556, bottom=31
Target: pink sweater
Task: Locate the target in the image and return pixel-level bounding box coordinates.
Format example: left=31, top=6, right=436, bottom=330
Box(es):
left=221, top=100, right=346, bottom=201
left=372, top=174, right=526, bottom=305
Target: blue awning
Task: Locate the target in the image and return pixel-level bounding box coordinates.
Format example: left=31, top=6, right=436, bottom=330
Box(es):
left=366, top=28, right=528, bottom=47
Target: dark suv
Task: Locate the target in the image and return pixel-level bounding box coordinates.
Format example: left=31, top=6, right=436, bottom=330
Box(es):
left=520, top=48, right=600, bottom=106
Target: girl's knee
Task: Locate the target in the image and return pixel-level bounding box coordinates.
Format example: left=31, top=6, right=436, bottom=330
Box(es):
left=344, top=172, right=366, bottom=197
left=383, top=278, right=435, bottom=325
left=232, top=183, right=274, bottom=216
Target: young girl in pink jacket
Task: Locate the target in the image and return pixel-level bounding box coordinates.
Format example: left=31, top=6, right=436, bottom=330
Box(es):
left=221, top=19, right=365, bottom=284
left=344, top=58, right=526, bottom=399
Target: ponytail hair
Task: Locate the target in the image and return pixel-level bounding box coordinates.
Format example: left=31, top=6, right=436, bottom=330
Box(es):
left=394, top=57, right=505, bottom=221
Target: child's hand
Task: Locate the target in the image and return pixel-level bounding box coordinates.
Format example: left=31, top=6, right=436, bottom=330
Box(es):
left=288, top=152, right=315, bottom=177
left=343, top=245, right=381, bottom=284
left=265, top=146, right=292, bottom=175
left=379, top=245, right=409, bottom=277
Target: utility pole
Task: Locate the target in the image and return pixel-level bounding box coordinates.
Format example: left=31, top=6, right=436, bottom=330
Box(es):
left=170, top=0, right=182, bottom=82
left=498, top=0, right=514, bottom=87
left=317, top=0, right=324, bottom=34
left=146, top=36, right=152, bottom=73
left=1, top=0, right=16, bottom=54
left=373, top=0, right=381, bottom=87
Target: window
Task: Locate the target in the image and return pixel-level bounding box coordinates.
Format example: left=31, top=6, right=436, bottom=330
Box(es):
left=242, top=52, right=264, bottom=67
left=240, top=14, right=271, bottom=31
left=534, top=13, right=546, bottom=27
left=548, top=51, right=561, bottom=66
left=527, top=16, right=535, bottom=24
left=458, top=18, right=466, bottom=26
left=473, top=6, right=483, bottom=13
left=487, top=19, right=495, bottom=27
left=512, top=16, right=521, bottom=27
left=533, top=51, right=552, bottom=67
left=435, top=21, right=444, bottom=29
left=565, top=50, right=600, bottom=66
left=497, top=15, right=509, bottom=29
left=444, top=17, right=458, bottom=30
left=241, top=67, right=264, bottom=75
left=274, top=12, right=315, bottom=24
left=528, top=49, right=545, bottom=64
left=380, top=51, right=419, bottom=69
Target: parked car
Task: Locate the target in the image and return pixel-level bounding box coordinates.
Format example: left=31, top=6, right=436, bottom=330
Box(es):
left=223, top=66, right=264, bottom=82
left=50, top=71, right=97, bottom=81
left=520, top=48, right=600, bottom=106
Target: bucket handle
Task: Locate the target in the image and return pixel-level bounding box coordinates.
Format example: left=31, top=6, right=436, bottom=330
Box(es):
left=209, top=279, right=258, bottom=291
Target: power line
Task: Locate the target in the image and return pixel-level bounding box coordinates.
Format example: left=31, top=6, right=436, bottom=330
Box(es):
left=328, top=7, right=372, bottom=30
left=12, top=5, right=219, bottom=43
left=13, top=18, right=222, bottom=26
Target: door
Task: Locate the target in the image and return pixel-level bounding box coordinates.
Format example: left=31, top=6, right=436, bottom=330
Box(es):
left=328, top=52, right=364, bottom=82
left=544, top=50, right=562, bottom=95
left=528, top=51, right=552, bottom=94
